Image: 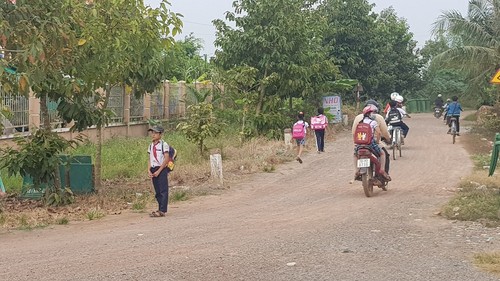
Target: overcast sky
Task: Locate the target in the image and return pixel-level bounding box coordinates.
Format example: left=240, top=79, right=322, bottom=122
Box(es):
left=145, top=0, right=469, bottom=56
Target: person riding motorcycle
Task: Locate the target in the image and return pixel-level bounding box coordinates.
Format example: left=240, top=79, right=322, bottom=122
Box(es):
left=434, top=94, right=444, bottom=109
left=383, top=92, right=399, bottom=114
left=352, top=102, right=391, bottom=181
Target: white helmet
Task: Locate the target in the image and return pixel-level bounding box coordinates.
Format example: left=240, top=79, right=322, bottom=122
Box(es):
left=390, top=92, right=399, bottom=100
left=438, top=94, right=442, bottom=97
left=395, top=95, right=404, bottom=103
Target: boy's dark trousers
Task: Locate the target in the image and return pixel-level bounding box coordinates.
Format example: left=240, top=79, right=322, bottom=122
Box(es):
left=150, top=167, right=169, bottom=213
left=314, top=129, right=325, bottom=152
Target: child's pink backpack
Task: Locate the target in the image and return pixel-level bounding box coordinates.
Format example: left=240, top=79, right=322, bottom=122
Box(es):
left=292, top=122, right=306, bottom=139
left=310, top=115, right=327, bottom=130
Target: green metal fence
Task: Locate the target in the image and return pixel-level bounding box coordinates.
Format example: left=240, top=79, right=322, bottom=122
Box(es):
left=406, top=99, right=431, bottom=113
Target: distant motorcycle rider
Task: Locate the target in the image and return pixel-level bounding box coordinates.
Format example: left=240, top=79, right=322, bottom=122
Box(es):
left=385, top=97, right=410, bottom=143
left=434, top=94, right=444, bottom=109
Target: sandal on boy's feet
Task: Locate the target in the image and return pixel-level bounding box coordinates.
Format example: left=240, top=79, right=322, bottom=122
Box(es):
left=149, top=211, right=165, bottom=217
left=354, top=172, right=362, bottom=181
left=296, top=157, right=303, bottom=164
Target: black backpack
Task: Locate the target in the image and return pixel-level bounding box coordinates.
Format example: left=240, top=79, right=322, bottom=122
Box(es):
left=386, top=108, right=402, bottom=125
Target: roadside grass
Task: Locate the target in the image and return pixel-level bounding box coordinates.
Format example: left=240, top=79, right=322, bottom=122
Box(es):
left=442, top=113, right=500, bottom=275
left=441, top=119, right=500, bottom=226
left=0, top=169, right=22, bottom=193
left=0, top=128, right=297, bottom=229
left=86, top=207, right=106, bottom=220
left=474, top=252, right=500, bottom=277
left=56, top=217, right=69, bottom=225
left=441, top=179, right=500, bottom=226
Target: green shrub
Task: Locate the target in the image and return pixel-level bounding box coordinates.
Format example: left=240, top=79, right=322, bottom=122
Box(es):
left=86, top=207, right=106, bottom=220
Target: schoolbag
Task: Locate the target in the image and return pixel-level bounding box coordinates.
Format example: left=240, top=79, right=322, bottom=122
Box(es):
left=310, top=115, right=327, bottom=130
left=292, top=122, right=306, bottom=139
left=152, top=140, right=178, bottom=172
left=165, top=144, right=177, bottom=172
left=353, top=119, right=373, bottom=145
left=386, top=108, right=402, bottom=125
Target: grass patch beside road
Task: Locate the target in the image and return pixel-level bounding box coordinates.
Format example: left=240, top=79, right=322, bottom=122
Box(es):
left=441, top=123, right=500, bottom=226
left=474, top=252, right=500, bottom=277
left=442, top=115, right=500, bottom=276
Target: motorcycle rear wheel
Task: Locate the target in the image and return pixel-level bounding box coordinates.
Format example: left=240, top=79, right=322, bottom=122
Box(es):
left=451, top=120, right=457, bottom=144
left=362, top=166, right=374, bottom=197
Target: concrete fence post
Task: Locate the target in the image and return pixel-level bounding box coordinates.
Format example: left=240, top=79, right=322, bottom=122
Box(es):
left=284, top=128, right=293, bottom=150
left=210, top=149, right=223, bottom=186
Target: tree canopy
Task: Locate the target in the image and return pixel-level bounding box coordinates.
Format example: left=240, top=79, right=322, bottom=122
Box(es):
left=432, top=0, right=500, bottom=103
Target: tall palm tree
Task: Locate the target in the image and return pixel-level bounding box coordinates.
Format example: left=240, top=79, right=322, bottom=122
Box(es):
left=432, top=0, right=500, bottom=99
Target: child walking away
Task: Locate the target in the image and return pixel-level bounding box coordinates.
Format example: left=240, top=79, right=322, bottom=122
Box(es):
left=310, top=107, right=328, bottom=153
left=292, top=112, right=309, bottom=164
left=147, top=125, right=171, bottom=217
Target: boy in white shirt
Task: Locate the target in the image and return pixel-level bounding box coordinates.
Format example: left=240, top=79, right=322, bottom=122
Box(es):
left=147, top=125, right=170, bottom=217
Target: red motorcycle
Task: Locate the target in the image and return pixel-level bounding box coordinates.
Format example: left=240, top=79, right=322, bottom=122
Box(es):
left=355, top=145, right=389, bottom=197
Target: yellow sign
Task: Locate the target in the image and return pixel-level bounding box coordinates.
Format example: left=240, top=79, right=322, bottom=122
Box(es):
left=491, top=69, right=500, bottom=84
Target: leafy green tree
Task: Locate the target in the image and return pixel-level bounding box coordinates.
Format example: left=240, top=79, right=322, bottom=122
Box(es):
left=371, top=8, right=422, bottom=97
left=176, top=103, right=221, bottom=154
left=0, top=0, right=94, bottom=201
left=419, top=35, right=467, bottom=101
left=0, top=0, right=182, bottom=196
left=214, top=0, right=338, bottom=115
left=162, top=34, right=212, bottom=82
left=74, top=0, right=182, bottom=188
left=319, top=1, right=422, bottom=102
left=433, top=0, right=500, bottom=102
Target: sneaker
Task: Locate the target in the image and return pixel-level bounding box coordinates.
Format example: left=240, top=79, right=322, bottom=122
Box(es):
left=296, top=157, right=303, bottom=164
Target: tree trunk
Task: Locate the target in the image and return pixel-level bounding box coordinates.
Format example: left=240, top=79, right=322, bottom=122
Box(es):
left=240, top=106, right=247, bottom=145
left=40, top=93, right=62, bottom=192
left=256, top=69, right=268, bottom=115
left=40, top=94, right=51, bottom=131
left=94, top=85, right=112, bottom=191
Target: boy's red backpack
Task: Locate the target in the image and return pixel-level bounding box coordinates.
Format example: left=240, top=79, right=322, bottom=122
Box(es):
left=310, top=115, right=327, bottom=130
left=353, top=119, right=373, bottom=145
left=292, top=122, right=306, bottom=139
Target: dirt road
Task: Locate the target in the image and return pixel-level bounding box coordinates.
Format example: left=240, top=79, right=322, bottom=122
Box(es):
left=1, top=113, right=500, bottom=281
